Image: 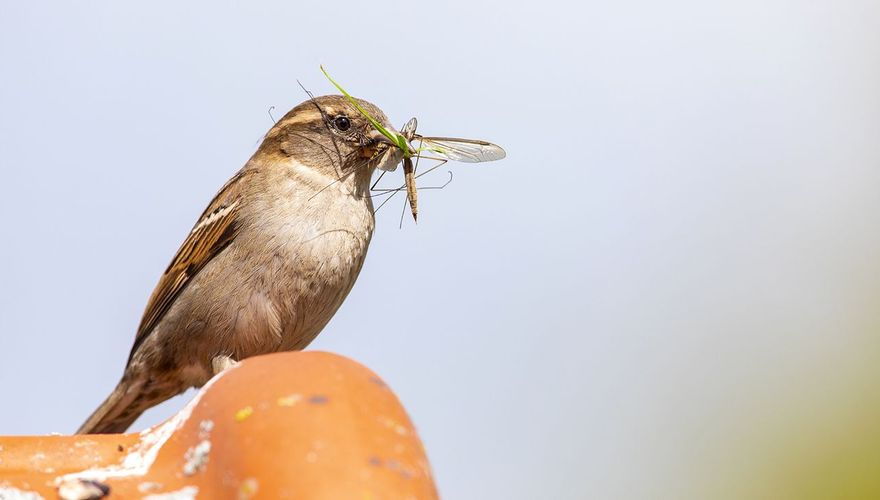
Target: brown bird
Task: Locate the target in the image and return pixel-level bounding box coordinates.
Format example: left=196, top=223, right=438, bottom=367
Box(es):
left=78, top=95, right=400, bottom=434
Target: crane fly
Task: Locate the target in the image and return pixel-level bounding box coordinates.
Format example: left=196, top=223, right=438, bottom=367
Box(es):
left=376, top=117, right=506, bottom=222
left=320, top=65, right=506, bottom=222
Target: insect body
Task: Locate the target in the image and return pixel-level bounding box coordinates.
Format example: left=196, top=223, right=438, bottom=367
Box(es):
left=377, top=117, right=506, bottom=222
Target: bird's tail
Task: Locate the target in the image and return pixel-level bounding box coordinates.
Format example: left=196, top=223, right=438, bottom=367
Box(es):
left=77, top=378, right=147, bottom=434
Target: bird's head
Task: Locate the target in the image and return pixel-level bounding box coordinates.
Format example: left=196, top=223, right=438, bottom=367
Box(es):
left=257, top=95, right=400, bottom=183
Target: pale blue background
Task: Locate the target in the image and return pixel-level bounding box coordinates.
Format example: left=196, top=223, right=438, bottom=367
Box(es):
left=2, top=1, right=880, bottom=498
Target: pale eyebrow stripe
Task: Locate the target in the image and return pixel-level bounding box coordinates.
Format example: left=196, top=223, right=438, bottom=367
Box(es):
left=275, top=108, right=325, bottom=128
left=262, top=108, right=330, bottom=141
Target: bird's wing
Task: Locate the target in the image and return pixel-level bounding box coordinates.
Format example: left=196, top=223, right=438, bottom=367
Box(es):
left=128, top=169, right=253, bottom=361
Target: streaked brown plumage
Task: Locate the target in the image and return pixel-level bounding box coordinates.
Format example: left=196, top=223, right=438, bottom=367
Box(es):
left=78, top=95, right=399, bottom=434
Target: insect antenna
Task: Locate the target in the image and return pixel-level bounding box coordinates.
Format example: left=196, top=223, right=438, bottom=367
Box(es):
left=414, top=137, right=424, bottom=172
left=297, top=79, right=346, bottom=178
left=373, top=187, right=402, bottom=214
left=370, top=157, right=450, bottom=194
left=308, top=152, right=370, bottom=202
left=372, top=171, right=453, bottom=194
left=311, top=145, right=388, bottom=203
left=370, top=169, right=388, bottom=192
left=399, top=193, right=409, bottom=228
left=373, top=167, right=453, bottom=219
left=418, top=170, right=454, bottom=190
left=267, top=105, right=276, bottom=123
left=371, top=166, right=453, bottom=215
left=297, top=80, right=337, bottom=135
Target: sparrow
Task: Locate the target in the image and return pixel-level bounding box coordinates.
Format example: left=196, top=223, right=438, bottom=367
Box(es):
left=78, top=95, right=400, bottom=434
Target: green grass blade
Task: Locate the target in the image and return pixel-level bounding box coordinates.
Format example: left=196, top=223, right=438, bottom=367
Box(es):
left=320, top=65, right=406, bottom=152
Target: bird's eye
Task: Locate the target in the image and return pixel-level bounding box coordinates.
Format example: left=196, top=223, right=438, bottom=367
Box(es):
left=333, top=115, right=351, bottom=131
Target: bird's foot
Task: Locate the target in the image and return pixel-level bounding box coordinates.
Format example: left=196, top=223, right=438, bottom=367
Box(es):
left=212, top=355, right=240, bottom=375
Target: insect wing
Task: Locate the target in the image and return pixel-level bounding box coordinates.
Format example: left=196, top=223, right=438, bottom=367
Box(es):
left=402, top=117, right=418, bottom=140
left=416, top=136, right=506, bottom=163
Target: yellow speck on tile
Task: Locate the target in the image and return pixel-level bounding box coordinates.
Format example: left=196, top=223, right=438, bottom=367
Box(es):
left=238, top=478, right=259, bottom=499
left=235, top=406, right=254, bottom=422
left=277, top=394, right=303, bottom=407
left=378, top=416, right=409, bottom=435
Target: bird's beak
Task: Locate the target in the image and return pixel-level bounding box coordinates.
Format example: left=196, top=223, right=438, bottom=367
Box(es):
left=366, top=125, right=413, bottom=171
left=366, top=126, right=399, bottom=148
left=359, top=125, right=399, bottom=161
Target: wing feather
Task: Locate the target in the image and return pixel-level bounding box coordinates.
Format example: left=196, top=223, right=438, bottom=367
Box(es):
left=128, top=170, right=251, bottom=360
